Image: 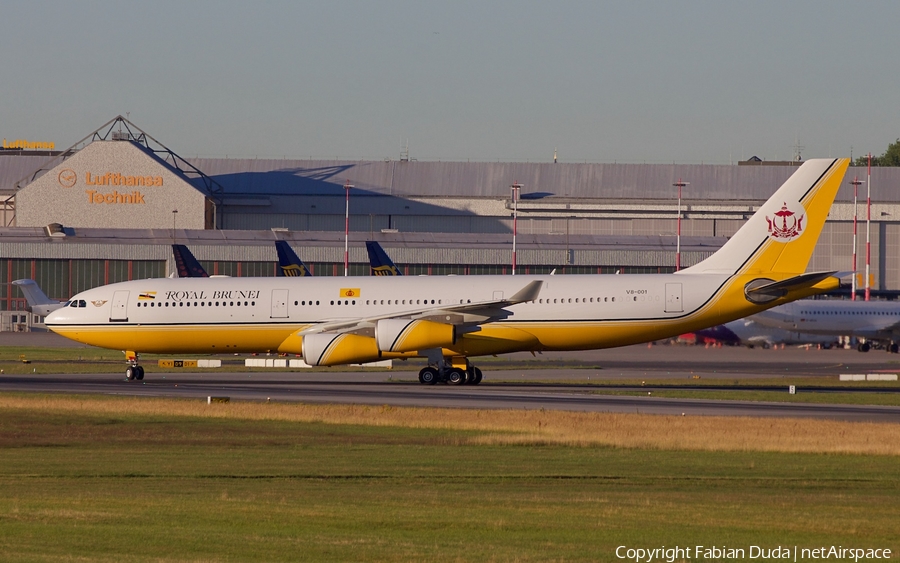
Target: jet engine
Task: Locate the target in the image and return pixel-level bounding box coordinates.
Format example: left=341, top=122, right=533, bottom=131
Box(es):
left=376, top=319, right=455, bottom=353
left=302, top=333, right=382, bottom=366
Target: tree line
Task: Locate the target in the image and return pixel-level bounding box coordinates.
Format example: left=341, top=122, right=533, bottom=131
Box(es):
left=854, top=139, right=900, bottom=166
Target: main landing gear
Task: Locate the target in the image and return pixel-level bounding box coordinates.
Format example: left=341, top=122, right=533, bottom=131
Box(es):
left=124, top=351, right=144, bottom=381
left=418, top=361, right=483, bottom=385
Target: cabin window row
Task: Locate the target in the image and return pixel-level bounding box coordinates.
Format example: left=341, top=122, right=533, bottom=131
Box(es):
left=802, top=310, right=892, bottom=315
left=137, top=301, right=255, bottom=307
left=537, top=297, right=616, bottom=304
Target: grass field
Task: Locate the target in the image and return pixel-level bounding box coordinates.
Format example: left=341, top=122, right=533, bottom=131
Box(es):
left=1, top=395, right=899, bottom=562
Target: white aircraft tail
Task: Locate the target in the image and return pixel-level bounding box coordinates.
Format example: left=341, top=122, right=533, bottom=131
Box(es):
left=681, top=158, right=849, bottom=276
left=12, top=279, right=63, bottom=316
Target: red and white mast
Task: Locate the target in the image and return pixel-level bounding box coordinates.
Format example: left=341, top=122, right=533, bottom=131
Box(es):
left=865, top=154, right=872, bottom=301
left=850, top=176, right=862, bottom=300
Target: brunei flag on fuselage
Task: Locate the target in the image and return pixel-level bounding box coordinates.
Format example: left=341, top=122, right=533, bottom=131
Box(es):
left=138, top=292, right=157, bottom=301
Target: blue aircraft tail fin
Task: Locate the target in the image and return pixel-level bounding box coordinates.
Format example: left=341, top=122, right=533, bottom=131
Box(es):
left=172, top=244, right=209, bottom=278
left=275, top=241, right=312, bottom=277
left=366, top=241, right=402, bottom=276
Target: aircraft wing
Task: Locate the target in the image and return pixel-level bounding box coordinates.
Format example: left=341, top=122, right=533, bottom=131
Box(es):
left=299, top=280, right=543, bottom=336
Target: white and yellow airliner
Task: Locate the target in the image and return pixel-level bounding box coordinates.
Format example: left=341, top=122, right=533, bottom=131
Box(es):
left=46, top=158, right=849, bottom=383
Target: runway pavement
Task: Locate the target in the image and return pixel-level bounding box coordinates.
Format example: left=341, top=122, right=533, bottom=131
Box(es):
left=2, top=334, right=900, bottom=421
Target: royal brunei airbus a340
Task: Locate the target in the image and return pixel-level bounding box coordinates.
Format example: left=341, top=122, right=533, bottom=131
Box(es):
left=46, top=159, right=850, bottom=384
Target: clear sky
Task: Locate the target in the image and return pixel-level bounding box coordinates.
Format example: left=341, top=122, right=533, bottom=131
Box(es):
left=1, top=1, right=897, bottom=164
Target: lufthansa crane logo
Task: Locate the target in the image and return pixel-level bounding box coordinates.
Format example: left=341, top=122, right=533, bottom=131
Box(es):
left=58, top=168, right=77, bottom=188
left=766, top=202, right=805, bottom=242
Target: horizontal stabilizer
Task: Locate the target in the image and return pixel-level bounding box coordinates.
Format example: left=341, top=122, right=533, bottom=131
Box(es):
left=746, top=271, right=837, bottom=298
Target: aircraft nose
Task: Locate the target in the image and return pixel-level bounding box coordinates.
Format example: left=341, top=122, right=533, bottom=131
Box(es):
left=45, top=308, right=65, bottom=324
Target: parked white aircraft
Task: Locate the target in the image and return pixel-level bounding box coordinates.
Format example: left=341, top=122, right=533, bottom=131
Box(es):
left=44, top=159, right=849, bottom=383
left=750, top=299, right=900, bottom=352
left=12, top=279, right=64, bottom=317
left=695, top=317, right=836, bottom=349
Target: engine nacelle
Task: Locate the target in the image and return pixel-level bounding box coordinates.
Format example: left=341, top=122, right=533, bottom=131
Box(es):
left=302, top=333, right=382, bottom=366
left=376, top=319, right=455, bottom=353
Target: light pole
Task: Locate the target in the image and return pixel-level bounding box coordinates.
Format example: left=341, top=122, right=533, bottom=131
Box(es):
left=850, top=177, right=862, bottom=300
left=172, top=209, right=178, bottom=243
left=344, top=179, right=354, bottom=276
left=510, top=182, right=522, bottom=275
left=672, top=180, right=689, bottom=271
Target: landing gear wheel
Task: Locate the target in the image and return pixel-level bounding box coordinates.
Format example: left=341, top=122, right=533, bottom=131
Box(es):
left=471, top=366, right=483, bottom=385
left=419, top=367, right=438, bottom=385
left=859, top=342, right=871, bottom=352
left=448, top=368, right=465, bottom=385
left=889, top=343, right=899, bottom=354
left=125, top=366, right=136, bottom=381
left=135, top=366, right=145, bottom=380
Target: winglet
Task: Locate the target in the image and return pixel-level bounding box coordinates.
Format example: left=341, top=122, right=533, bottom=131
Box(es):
left=508, top=280, right=543, bottom=303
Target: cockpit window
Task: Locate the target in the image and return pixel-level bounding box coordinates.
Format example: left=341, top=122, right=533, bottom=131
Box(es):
left=63, top=301, right=72, bottom=307
left=79, top=300, right=87, bottom=308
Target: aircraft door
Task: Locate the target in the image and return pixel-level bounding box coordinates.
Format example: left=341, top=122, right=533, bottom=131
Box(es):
left=271, top=289, right=289, bottom=318
left=664, top=283, right=683, bottom=313
left=110, top=291, right=129, bottom=322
